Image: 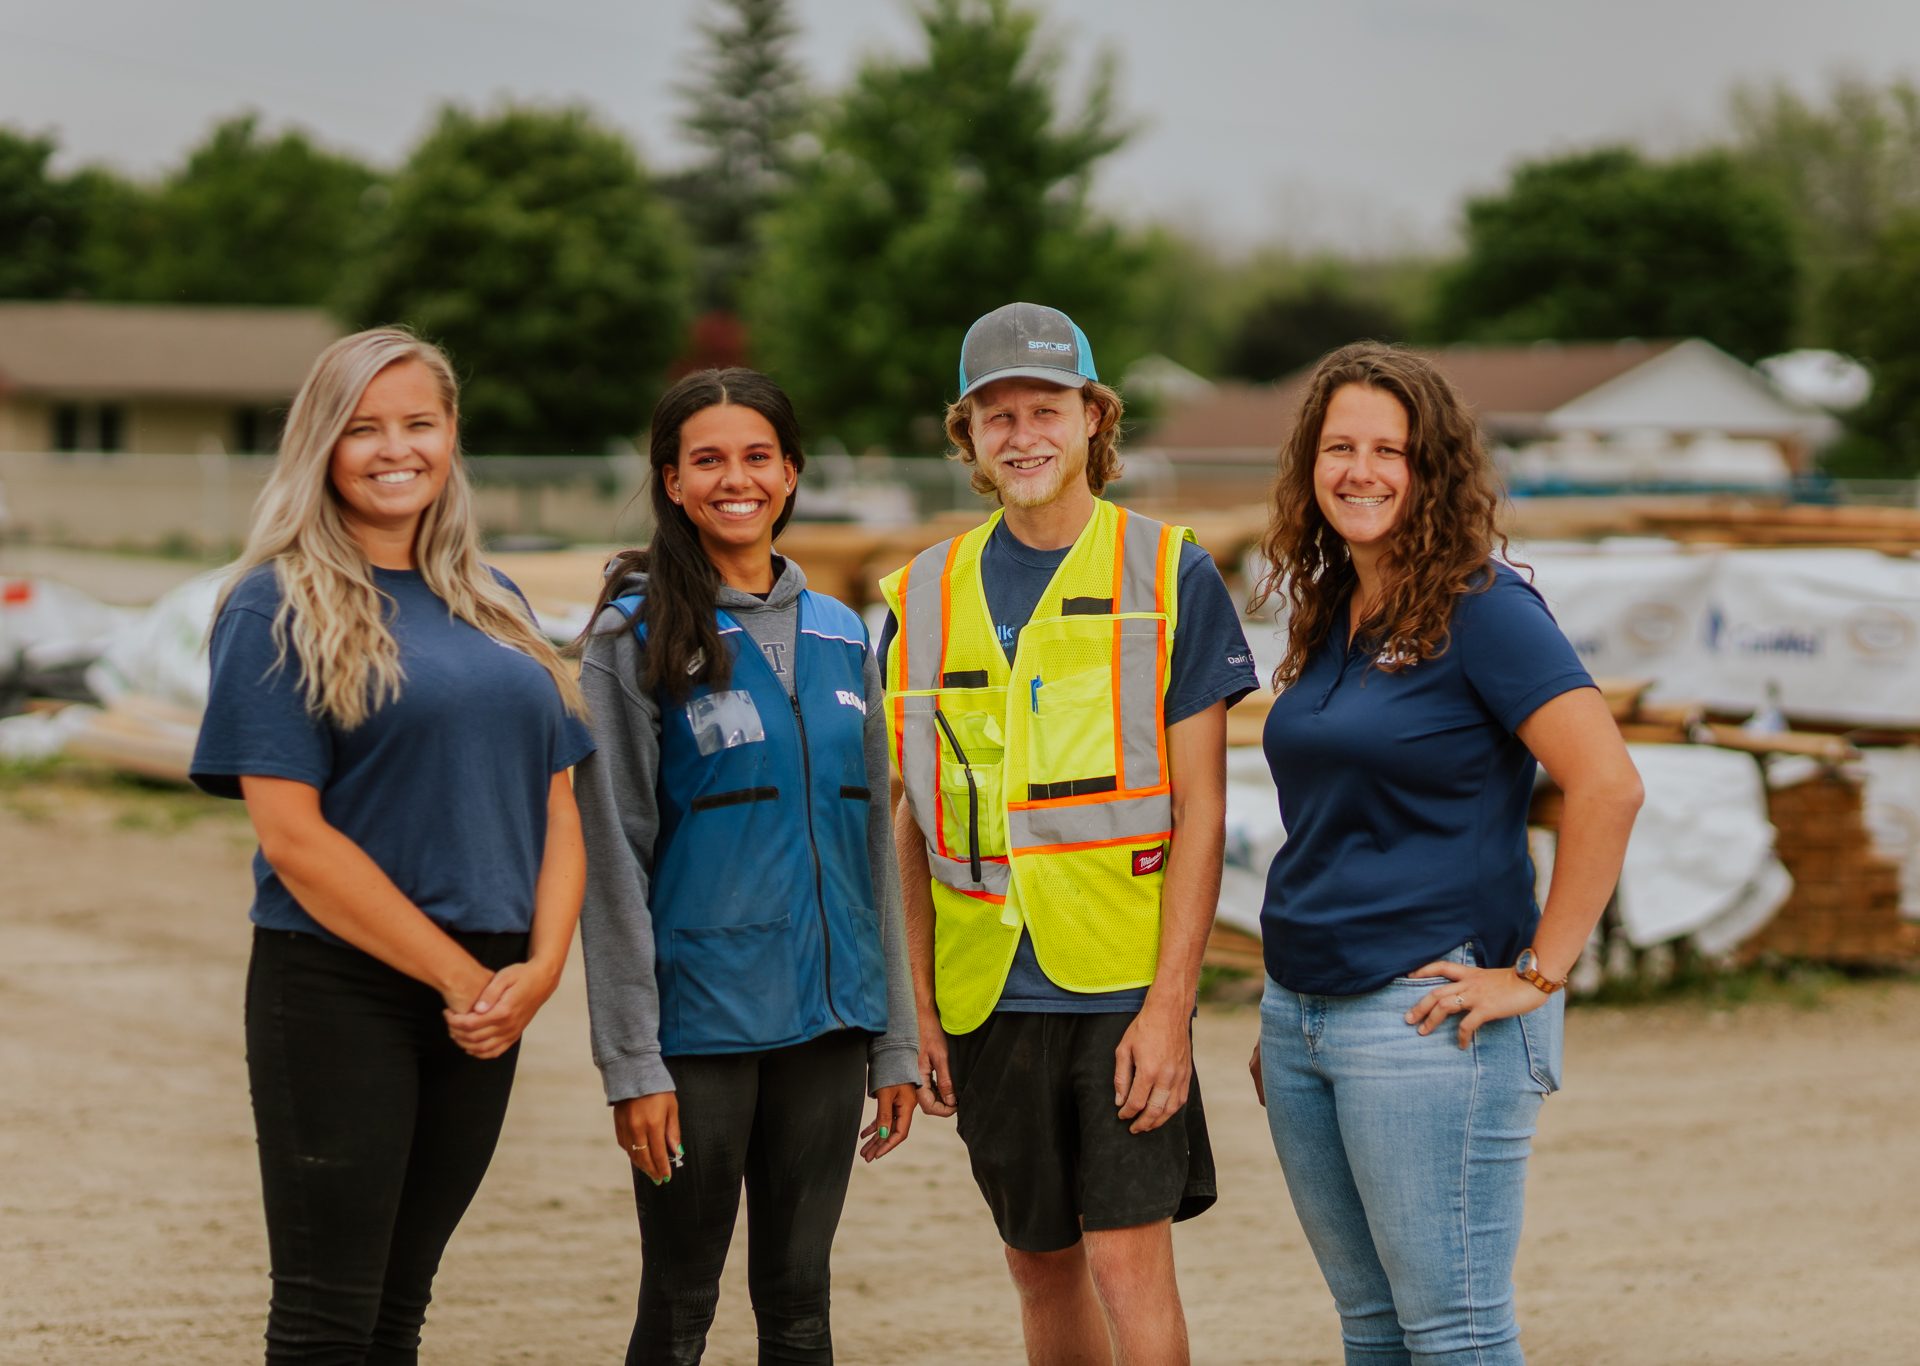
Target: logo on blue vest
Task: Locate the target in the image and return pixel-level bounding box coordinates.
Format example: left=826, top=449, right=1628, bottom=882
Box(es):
left=835, top=689, right=867, bottom=714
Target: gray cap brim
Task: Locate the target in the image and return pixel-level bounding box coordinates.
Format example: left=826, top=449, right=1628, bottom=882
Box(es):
left=958, top=366, right=1093, bottom=400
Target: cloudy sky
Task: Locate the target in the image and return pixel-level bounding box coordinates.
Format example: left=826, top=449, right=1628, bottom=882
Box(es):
left=3, top=0, right=1915, bottom=251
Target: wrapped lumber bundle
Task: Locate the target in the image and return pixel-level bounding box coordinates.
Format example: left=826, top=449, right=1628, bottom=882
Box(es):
left=1746, top=767, right=1920, bottom=967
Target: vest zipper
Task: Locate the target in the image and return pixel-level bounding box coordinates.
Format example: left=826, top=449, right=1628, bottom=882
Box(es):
left=789, top=689, right=847, bottom=1029
left=930, top=708, right=983, bottom=884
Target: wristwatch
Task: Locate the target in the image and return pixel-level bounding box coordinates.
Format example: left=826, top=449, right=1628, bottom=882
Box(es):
left=1513, top=947, right=1568, bottom=996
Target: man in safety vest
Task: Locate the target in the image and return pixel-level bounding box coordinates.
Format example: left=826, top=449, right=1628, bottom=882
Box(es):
left=879, top=302, right=1257, bottom=1363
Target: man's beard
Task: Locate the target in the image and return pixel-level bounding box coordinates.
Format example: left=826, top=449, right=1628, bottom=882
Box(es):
left=992, top=451, right=1072, bottom=508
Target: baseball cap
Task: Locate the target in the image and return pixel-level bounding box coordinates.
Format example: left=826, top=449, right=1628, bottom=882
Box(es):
left=957, top=302, right=1098, bottom=399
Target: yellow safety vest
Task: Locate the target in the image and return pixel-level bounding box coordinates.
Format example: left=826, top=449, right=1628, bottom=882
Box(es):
left=880, top=499, right=1192, bottom=1034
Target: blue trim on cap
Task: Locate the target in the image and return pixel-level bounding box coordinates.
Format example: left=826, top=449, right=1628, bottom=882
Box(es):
left=958, top=315, right=985, bottom=393
left=1069, top=319, right=1098, bottom=382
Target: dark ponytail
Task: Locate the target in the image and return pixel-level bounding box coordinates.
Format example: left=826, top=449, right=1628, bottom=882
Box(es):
left=579, top=368, right=806, bottom=701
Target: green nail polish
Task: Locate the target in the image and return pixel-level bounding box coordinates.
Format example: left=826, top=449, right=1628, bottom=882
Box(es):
left=878, top=1126, right=890, bottom=1140
left=675, top=1143, right=685, bottom=1155
left=650, top=1177, right=662, bottom=1186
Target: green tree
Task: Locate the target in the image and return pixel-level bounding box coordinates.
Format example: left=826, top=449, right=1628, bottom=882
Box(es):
left=1822, top=213, right=1920, bottom=476
left=115, top=114, right=381, bottom=305
left=0, top=128, right=90, bottom=297
left=1728, top=74, right=1920, bottom=341
left=669, top=0, right=810, bottom=310
left=1430, top=147, right=1798, bottom=360
left=340, top=104, right=694, bottom=455
left=744, top=0, right=1143, bottom=452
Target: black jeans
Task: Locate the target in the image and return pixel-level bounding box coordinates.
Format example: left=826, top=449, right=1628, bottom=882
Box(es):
left=245, top=926, right=526, bottom=1365
left=628, top=1029, right=868, bottom=1365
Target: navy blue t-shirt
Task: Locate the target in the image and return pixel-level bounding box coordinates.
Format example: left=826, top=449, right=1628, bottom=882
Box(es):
left=1259, top=563, right=1593, bottom=996
left=191, top=563, right=596, bottom=940
left=882, top=516, right=1258, bottom=1012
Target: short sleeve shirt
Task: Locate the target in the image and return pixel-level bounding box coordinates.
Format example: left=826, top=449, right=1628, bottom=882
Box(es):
left=1259, top=564, right=1594, bottom=995
left=881, top=515, right=1258, bottom=1012
left=191, top=563, right=595, bottom=940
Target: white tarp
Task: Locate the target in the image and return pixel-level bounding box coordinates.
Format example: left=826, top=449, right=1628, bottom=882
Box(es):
left=1614, top=744, right=1792, bottom=952
left=84, top=569, right=224, bottom=713
left=1522, top=542, right=1920, bottom=728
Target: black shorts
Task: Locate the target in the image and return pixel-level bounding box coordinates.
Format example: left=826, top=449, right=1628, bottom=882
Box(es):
left=944, top=1010, right=1217, bottom=1253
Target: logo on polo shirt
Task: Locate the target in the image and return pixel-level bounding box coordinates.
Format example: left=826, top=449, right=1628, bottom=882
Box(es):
left=1131, top=844, right=1166, bottom=876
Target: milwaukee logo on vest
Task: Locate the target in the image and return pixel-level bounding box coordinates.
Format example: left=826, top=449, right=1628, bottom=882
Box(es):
left=1131, top=845, right=1166, bottom=877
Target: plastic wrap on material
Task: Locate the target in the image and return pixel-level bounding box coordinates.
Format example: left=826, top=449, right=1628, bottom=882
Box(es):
left=84, top=570, right=225, bottom=714
left=1615, top=744, right=1792, bottom=949
left=1526, top=542, right=1920, bottom=728
left=0, top=578, right=138, bottom=706
left=1855, top=748, right=1920, bottom=921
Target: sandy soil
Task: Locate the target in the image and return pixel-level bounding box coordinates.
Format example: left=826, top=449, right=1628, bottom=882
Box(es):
left=2, top=771, right=1914, bottom=1365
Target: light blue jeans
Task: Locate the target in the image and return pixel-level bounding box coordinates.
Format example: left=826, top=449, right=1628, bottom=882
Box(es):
left=1260, top=947, right=1564, bottom=1366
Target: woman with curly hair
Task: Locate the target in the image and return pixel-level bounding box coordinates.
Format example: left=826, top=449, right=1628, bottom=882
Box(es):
left=1246, top=342, right=1641, bottom=1364
left=191, top=327, right=592, bottom=1362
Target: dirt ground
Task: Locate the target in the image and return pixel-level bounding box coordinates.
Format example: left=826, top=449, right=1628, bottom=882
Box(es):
left=2, top=770, right=1915, bottom=1366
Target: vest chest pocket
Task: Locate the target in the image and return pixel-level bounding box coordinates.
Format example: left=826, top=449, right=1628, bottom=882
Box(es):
left=685, top=690, right=766, bottom=757
left=1023, top=664, right=1118, bottom=795
left=933, top=704, right=1007, bottom=862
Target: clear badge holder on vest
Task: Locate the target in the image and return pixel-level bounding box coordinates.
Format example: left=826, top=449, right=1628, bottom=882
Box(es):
left=685, top=690, right=766, bottom=756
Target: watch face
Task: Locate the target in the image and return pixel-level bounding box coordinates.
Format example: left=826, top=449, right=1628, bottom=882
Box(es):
left=1515, top=949, right=1538, bottom=976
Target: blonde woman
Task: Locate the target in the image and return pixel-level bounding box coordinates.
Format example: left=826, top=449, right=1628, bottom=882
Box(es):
left=190, top=328, right=593, bottom=1363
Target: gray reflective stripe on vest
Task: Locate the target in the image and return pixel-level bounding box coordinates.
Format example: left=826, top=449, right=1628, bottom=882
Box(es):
left=928, top=849, right=1011, bottom=897
left=902, top=540, right=951, bottom=692
left=1008, top=791, right=1173, bottom=851
left=895, top=692, right=941, bottom=848
left=897, top=540, right=958, bottom=861
left=1116, top=512, right=1170, bottom=792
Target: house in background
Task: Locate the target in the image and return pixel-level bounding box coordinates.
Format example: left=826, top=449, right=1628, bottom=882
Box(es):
left=0, top=302, right=342, bottom=455
left=1141, top=339, right=1842, bottom=490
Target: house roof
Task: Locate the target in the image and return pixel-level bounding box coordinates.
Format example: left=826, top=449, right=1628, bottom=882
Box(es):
left=1144, top=340, right=1681, bottom=451
left=0, top=302, right=343, bottom=402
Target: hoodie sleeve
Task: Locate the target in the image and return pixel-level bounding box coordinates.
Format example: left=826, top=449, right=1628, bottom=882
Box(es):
left=861, top=646, right=922, bottom=1095
left=575, top=619, right=676, bottom=1102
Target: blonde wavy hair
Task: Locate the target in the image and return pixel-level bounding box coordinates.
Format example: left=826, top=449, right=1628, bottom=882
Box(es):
left=944, top=379, right=1125, bottom=499
left=216, top=327, right=586, bottom=729
left=1249, top=342, right=1514, bottom=690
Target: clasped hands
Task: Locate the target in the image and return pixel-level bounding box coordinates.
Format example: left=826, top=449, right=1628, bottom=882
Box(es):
left=442, top=959, right=561, bottom=1060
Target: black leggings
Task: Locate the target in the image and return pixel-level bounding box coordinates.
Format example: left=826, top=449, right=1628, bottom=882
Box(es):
left=245, top=926, right=526, bottom=1365
left=628, top=1029, right=869, bottom=1365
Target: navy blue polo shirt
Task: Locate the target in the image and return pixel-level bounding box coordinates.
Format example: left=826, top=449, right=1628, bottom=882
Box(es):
left=1260, top=563, right=1593, bottom=996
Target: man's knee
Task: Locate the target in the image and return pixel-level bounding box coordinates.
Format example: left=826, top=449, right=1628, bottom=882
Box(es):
left=1003, top=1241, right=1089, bottom=1302
left=1081, top=1220, right=1177, bottom=1303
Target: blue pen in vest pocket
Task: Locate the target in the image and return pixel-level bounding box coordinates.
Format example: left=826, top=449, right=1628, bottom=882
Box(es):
left=608, top=591, right=889, bottom=1054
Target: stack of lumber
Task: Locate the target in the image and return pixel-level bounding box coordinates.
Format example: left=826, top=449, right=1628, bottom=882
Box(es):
left=1525, top=680, right=1919, bottom=969
left=61, top=695, right=199, bottom=785
left=1741, top=770, right=1920, bottom=967
left=1635, top=503, right=1920, bottom=554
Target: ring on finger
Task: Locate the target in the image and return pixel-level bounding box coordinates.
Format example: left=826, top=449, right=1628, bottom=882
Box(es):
left=1452, top=995, right=1466, bottom=1009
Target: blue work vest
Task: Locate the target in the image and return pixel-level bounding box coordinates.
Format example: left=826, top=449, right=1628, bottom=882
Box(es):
left=610, top=592, right=889, bottom=1055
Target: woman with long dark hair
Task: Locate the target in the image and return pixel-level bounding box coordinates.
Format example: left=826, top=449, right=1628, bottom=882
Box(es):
left=573, top=368, right=919, bottom=1364
left=1247, top=343, right=1643, bottom=1364
left=191, top=327, right=593, bottom=1362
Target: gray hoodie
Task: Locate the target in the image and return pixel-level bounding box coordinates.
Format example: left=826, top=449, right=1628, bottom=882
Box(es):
left=574, top=557, right=919, bottom=1102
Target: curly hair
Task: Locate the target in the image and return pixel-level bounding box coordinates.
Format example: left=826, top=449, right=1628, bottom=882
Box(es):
left=943, top=380, right=1125, bottom=500
left=1249, top=342, right=1515, bottom=690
